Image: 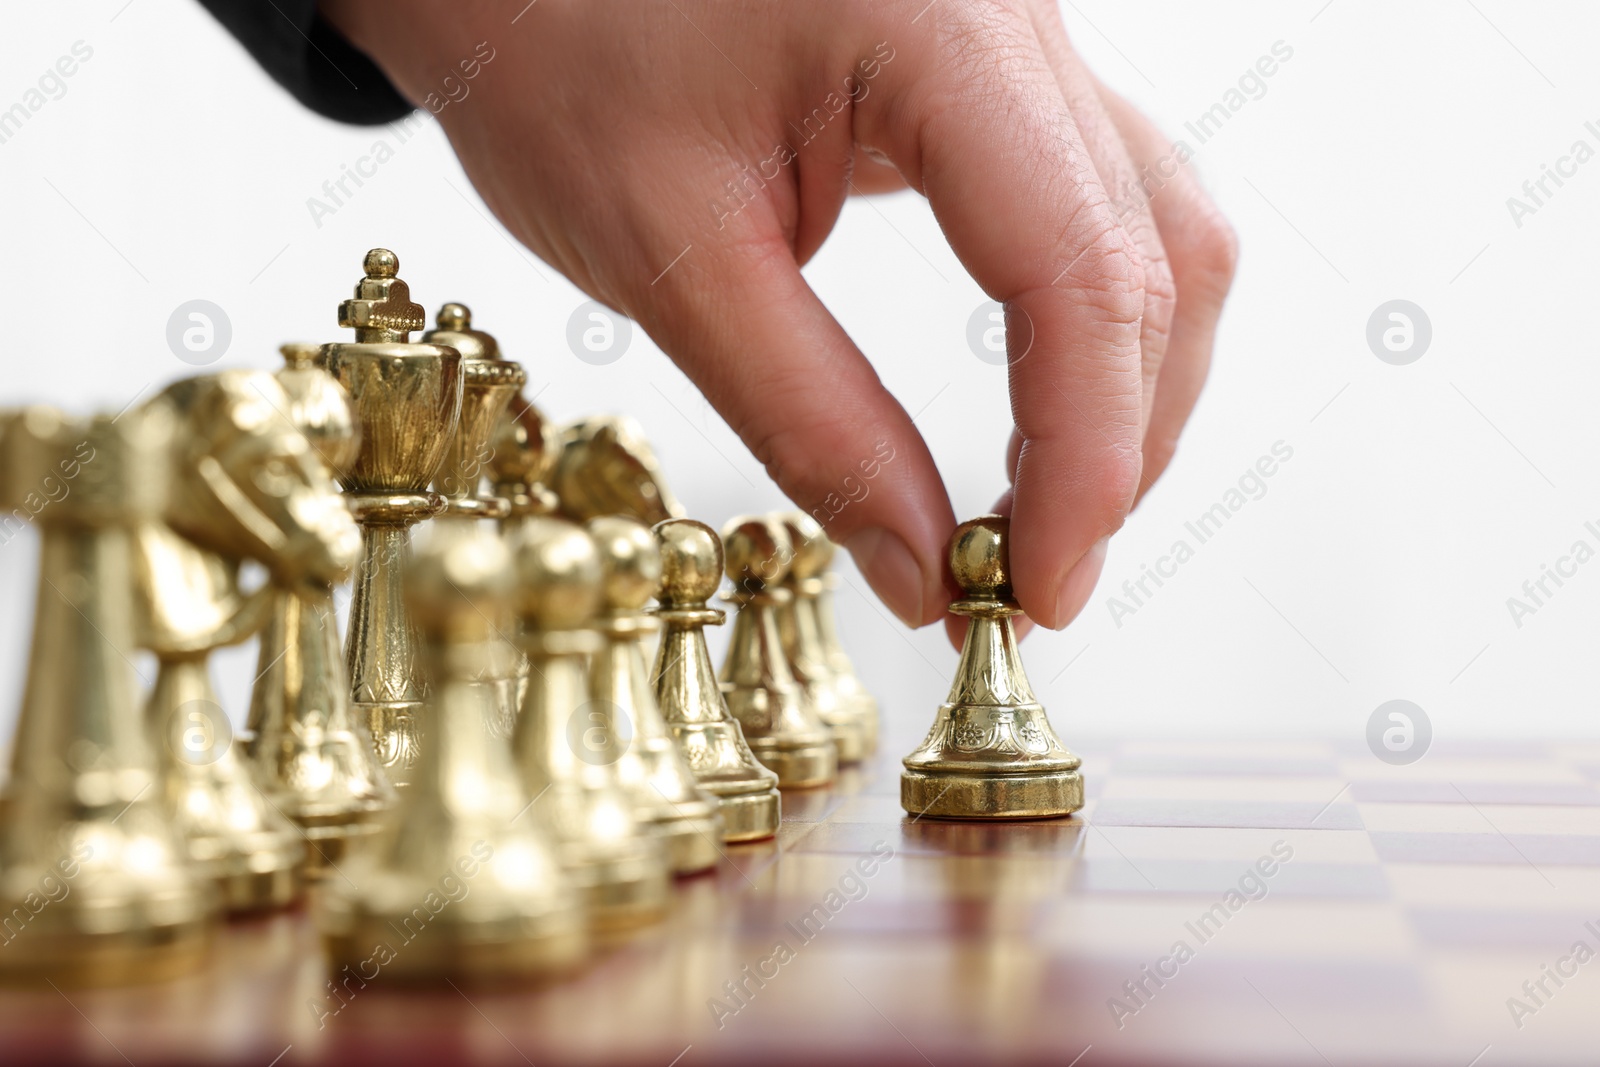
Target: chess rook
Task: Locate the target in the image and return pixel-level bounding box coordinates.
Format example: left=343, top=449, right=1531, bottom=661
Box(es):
left=247, top=344, right=396, bottom=874
left=587, top=517, right=722, bottom=874
left=319, top=523, right=588, bottom=983
left=0, top=405, right=211, bottom=983
left=774, top=511, right=867, bottom=764
left=509, top=517, right=668, bottom=934
left=650, top=519, right=780, bottom=842
left=901, top=515, right=1084, bottom=819
left=321, top=249, right=463, bottom=788
left=718, top=516, right=837, bottom=789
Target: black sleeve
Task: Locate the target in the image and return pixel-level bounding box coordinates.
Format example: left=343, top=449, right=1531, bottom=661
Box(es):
left=195, top=0, right=412, bottom=125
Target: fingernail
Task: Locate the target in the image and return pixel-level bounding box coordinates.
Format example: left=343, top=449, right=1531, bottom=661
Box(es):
left=1053, top=537, right=1108, bottom=628
left=846, top=527, right=924, bottom=627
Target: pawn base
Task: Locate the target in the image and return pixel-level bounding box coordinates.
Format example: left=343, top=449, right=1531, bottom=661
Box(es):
left=656, top=813, right=724, bottom=875
left=900, top=767, right=1084, bottom=820
left=716, top=788, right=781, bottom=842
left=214, top=865, right=302, bottom=914
left=325, top=921, right=585, bottom=985
left=0, top=920, right=211, bottom=987
left=748, top=740, right=836, bottom=790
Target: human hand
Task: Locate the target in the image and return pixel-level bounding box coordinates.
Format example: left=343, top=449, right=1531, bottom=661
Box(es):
left=322, top=0, right=1237, bottom=640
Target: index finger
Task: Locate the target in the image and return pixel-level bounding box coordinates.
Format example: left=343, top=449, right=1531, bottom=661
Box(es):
left=859, top=8, right=1146, bottom=628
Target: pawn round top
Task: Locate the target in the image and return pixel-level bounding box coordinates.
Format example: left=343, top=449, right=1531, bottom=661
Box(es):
left=654, top=518, right=723, bottom=606
left=364, top=248, right=399, bottom=278
left=722, top=514, right=792, bottom=587
left=406, top=528, right=514, bottom=638
left=950, top=514, right=1012, bottom=600
left=778, top=510, right=834, bottom=582
left=436, top=303, right=471, bottom=331
left=587, top=516, right=662, bottom=612
left=510, top=517, right=602, bottom=630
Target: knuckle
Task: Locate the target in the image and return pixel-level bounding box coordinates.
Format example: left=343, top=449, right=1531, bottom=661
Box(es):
left=1174, top=204, right=1240, bottom=299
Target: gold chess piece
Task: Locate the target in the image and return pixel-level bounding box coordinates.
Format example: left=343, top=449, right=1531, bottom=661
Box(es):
left=650, top=519, right=780, bottom=842
left=810, top=534, right=880, bottom=758
left=319, top=524, right=588, bottom=983
left=247, top=345, right=396, bottom=874
left=553, top=415, right=684, bottom=523
left=774, top=511, right=867, bottom=764
left=0, top=405, right=212, bottom=983
left=321, top=249, right=464, bottom=787
left=718, top=516, right=837, bottom=789
left=901, top=515, right=1084, bottom=819
left=509, top=518, right=668, bottom=933
left=487, top=392, right=560, bottom=730
left=136, top=370, right=372, bottom=910
left=587, top=517, right=721, bottom=874
left=422, top=304, right=526, bottom=738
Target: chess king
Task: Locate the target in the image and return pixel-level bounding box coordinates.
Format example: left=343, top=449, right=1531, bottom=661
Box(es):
left=0, top=405, right=213, bottom=982
left=901, top=515, right=1084, bottom=819
left=321, top=249, right=463, bottom=787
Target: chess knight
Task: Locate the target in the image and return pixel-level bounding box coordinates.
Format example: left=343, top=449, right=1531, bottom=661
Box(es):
left=134, top=371, right=363, bottom=909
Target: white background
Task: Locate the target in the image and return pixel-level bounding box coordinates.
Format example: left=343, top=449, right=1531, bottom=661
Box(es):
left=1, top=0, right=1597, bottom=759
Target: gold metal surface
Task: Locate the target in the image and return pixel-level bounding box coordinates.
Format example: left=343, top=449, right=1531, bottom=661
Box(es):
left=586, top=517, right=721, bottom=874
left=901, top=516, right=1084, bottom=820
left=774, top=512, right=867, bottom=764
left=649, top=519, right=780, bottom=843
left=421, top=304, right=526, bottom=736
left=247, top=345, right=395, bottom=874
left=136, top=370, right=374, bottom=911
left=718, top=516, right=837, bottom=789
left=321, top=249, right=463, bottom=788
left=319, top=523, right=588, bottom=983
left=0, top=404, right=212, bottom=984
left=552, top=415, right=684, bottom=524
left=508, top=517, right=668, bottom=933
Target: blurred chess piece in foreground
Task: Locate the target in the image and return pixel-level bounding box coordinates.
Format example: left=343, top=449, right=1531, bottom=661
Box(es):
left=587, top=516, right=721, bottom=874
left=0, top=404, right=212, bottom=983
left=651, top=518, right=780, bottom=842
left=509, top=518, right=668, bottom=934
left=774, top=511, right=866, bottom=764
left=718, top=515, right=836, bottom=789
left=901, top=516, right=1083, bottom=819
left=552, top=415, right=683, bottom=524
left=135, top=371, right=358, bottom=911
left=247, top=345, right=395, bottom=875
left=321, top=249, right=464, bottom=787
left=319, top=523, right=588, bottom=982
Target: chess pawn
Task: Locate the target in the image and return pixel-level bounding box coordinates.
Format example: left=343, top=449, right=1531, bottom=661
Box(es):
left=247, top=344, right=396, bottom=874
left=718, top=516, right=837, bottom=789
left=587, top=517, right=722, bottom=874
left=422, top=304, right=526, bottom=738
left=810, top=545, right=880, bottom=758
left=509, top=518, right=668, bottom=933
left=901, top=516, right=1084, bottom=819
left=321, top=249, right=464, bottom=787
left=552, top=415, right=684, bottom=523
left=650, top=519, right=780, bottom=842
left=319, top=524, right=588, bottom=983
left=773, top=511, right=867, bottom=764
left=0, top=405, right=212, bottom=983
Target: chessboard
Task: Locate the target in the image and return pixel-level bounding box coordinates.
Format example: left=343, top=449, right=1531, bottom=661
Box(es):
left=4, top=734, right=1598, bottom=1067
